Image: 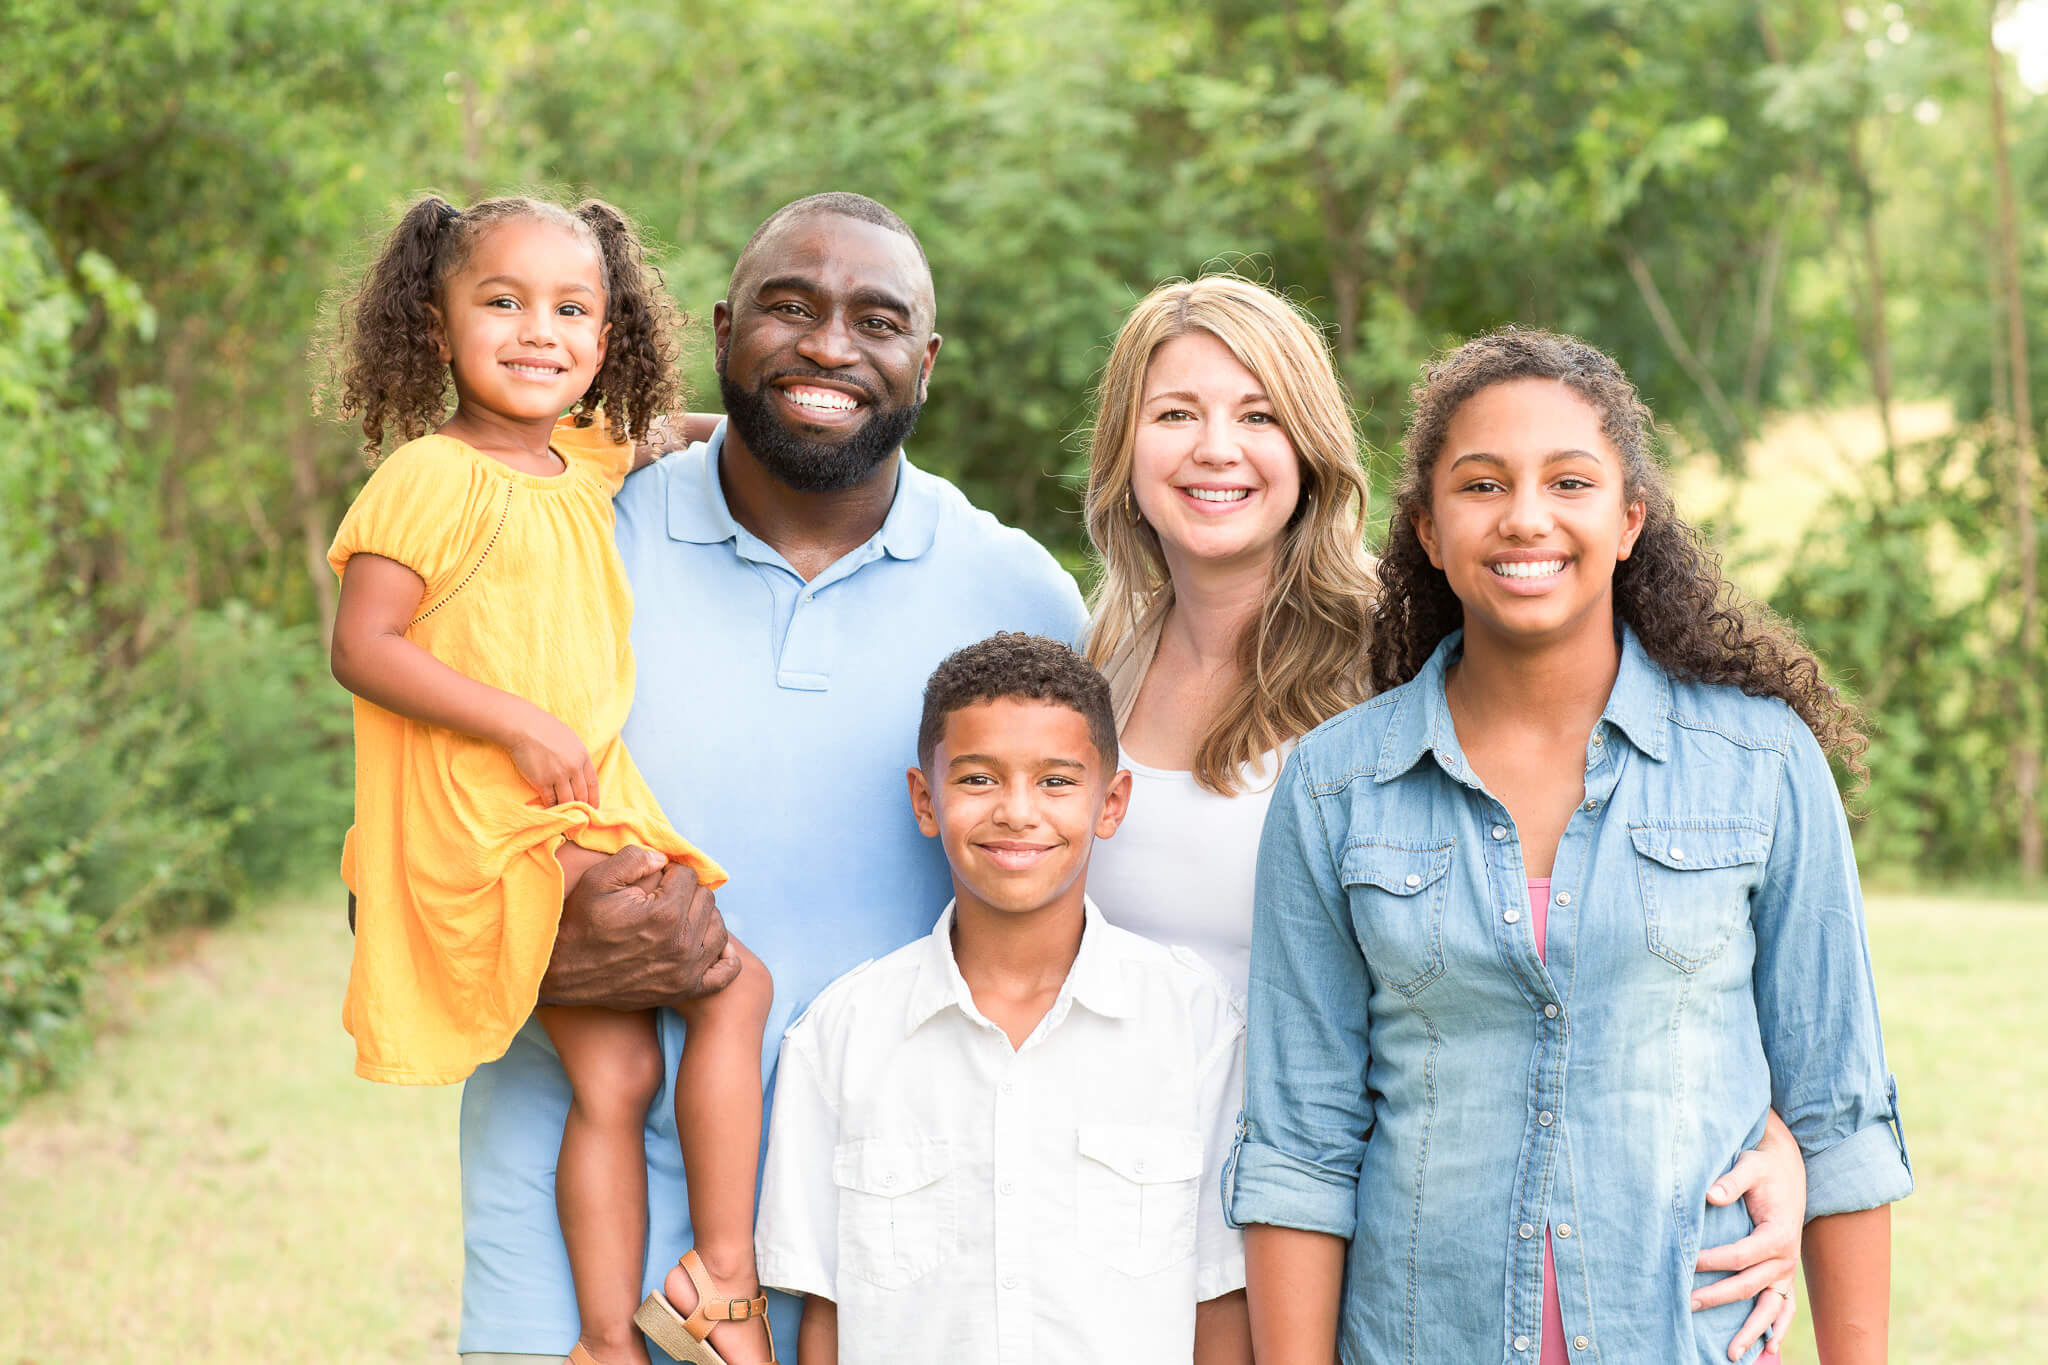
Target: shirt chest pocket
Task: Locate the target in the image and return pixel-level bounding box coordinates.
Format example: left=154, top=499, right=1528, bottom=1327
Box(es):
left=1630, top=819, right=1770, bottom=972
left=1340, top=839, right=1455, bottom=995
left=1076, top=1124, right=1204, bottom=1278
left=833, top=1137, right=958, bottom=1291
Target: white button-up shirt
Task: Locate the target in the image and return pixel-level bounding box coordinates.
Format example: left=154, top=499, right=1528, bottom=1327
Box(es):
left=755, top=899, right=1246, bottom=1364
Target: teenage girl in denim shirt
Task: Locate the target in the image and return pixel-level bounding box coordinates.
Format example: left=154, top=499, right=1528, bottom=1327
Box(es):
left=1233, top=329, right=1911, bottom=1364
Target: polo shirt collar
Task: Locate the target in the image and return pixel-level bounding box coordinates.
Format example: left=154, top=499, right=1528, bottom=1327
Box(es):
left=667, top=419, right=940, bottom=560
left=1375, top=624, right=1672, bottom=784
left=904, top=898, right=1135, bottom=1037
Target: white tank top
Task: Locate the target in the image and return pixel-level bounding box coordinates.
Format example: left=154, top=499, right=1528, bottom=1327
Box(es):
left=1088, top=745, right=1289, bottom=1001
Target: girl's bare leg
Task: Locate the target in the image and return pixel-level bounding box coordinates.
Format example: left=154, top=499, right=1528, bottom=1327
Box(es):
left=660, top=938, right=775, bottom=1363
left=537, top=842, right=658, bottom=1365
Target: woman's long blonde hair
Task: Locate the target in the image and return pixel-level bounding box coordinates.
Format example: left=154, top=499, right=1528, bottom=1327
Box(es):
left=1083, top=275, right=1378, bottom=794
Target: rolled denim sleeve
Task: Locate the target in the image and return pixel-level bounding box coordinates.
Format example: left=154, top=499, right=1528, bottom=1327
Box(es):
left=1228, top=749, right=1373, bottom=1237
left=1753, top=717, right=1912, bottom=1219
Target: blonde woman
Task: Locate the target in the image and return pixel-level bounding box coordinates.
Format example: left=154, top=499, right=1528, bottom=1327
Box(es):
left=1079, top=277, right=1803, bottom=1360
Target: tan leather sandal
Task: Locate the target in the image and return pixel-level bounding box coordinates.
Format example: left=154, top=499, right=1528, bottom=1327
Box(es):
left=567, top=1345, right=618, bottom=1365
left=632, top=1248, right=778, bottom=1365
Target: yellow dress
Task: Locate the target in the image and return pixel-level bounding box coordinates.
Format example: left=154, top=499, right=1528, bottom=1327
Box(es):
left=329, top=418, right=726, bottom=1085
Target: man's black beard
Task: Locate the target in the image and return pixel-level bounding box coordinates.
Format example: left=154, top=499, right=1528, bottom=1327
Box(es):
left=718, top=369, right=924, bottom=494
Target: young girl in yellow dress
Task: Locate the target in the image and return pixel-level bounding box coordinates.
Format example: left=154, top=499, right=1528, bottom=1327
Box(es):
left=327, top=194, right=777, bottom=1365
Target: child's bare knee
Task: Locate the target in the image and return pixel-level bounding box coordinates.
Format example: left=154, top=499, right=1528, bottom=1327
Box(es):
left=727, top=954, right=774, bottom=1023
left=681, top=951, right=773, bottom=1031
left=564, top=1027, right=664, bottom=1119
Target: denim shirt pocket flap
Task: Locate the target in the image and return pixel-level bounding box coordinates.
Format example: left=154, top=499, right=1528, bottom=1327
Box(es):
left=1338, top=839, right=1455, bottom=895
left=1629, top=819, right=1769, bottom=971
left=1077, top=1124, right=1205, bottom=1184
left=1338, top=839, right=1454, bottom=994
left=832, top=1136, right=955, bottom=1197
left=1627, top=820, right=1769, bottom=871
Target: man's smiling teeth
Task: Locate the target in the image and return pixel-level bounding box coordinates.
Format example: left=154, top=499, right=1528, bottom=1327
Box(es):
left=787, top=386, right=860, bottom=411
left=1184, top=488, right=1250, bottom=503
left=1491, top=560, right=1566, bottom=579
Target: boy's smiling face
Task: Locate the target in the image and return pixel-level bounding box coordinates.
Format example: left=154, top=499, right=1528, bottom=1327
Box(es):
left=908, top=697, right=1130, bottom=922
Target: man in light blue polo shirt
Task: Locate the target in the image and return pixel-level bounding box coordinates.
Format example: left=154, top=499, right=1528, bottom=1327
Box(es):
left=456, top=194, right=1085, bottom=1363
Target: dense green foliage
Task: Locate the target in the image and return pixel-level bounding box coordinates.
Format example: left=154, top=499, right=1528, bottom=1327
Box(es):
left=4, top=0, right=2045, bottom=1107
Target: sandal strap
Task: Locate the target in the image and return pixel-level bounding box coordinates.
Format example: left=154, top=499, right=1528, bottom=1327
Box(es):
left=677, top=1249, right=770, bottom=1335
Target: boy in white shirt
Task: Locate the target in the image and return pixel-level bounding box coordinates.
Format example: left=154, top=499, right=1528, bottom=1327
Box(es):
left=753, top=633, right=1249, bottom=1364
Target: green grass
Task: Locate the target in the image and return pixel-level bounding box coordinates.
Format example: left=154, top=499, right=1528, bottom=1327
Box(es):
left=0, top=899, right=462, bottom=1362
left=2, top=892, right=2040, bottom=1362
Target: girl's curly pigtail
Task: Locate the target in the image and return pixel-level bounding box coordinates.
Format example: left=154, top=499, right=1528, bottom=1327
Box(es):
left=573, top=198, right=682, bottom=443
left=335, top=195, right=463, bottom=461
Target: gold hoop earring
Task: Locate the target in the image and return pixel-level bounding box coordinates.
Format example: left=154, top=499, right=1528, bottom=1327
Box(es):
left=1124, top=487, right=1140, bottom=525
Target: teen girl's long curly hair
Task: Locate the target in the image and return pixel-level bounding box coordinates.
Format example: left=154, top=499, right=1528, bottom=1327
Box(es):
left=1083, top=275, right=1380, bottom=794
left=1372, top=327, right=1866, bottom=776
left=325, top=193, right=681, bottom=461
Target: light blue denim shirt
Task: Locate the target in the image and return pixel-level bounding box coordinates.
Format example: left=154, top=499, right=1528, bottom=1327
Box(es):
left=456, top=422, right=1086, bottom=1358
left=1228, top=628, right=1910, bottom=1365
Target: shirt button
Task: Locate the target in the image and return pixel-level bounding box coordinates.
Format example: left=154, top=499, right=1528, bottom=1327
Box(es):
left=1543, top=1004, right=1559, bottom=1019
left=882, top=1174, right=896, bottom=1188
left=1669, top=846, right=1685, bottom=861
left=1592, top=732, right=1604, bottom=746
left=1405, top=873, right=1421, bottom=888
left=1000, top=1080, right=1015, bottom=1096
left=1574, top=1337, right=1590, bottom=1351
left=1554, top=891, right=1571, bottom=907
left=1538, top=1110, right=1554, bottom=1126
left=1519, top=1223, right=1534, bottom=1239
left=1492, top=825, right=1508, bottom=840
left=1583, top=798, right=1598, bottom=811
left=1002, top=1274, right=1019, bottom=1290
left=1000, top=1180, right=1014, bottom=1195
left=1557, top=1223, right=1573, bottom=1237
left=1514, top=1335, right=1531, bottom=1352
left=1134, top=1157, right=1147, bottom=1173
left=1504, top=909, right=1521, bottom=924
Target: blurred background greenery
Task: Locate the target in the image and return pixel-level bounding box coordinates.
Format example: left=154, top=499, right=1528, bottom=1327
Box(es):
left=2, top=4, right=2044, bottom=1352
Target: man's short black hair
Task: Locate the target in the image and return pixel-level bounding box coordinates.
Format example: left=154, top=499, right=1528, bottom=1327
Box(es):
left=732, top=191, right=930, bottom=283
left=917, top=633, right=1118, bottom=772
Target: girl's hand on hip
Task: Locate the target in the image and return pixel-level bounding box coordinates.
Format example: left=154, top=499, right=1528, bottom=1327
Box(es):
left=509, top=707, right=600, bottom=809
left=1694, top=1107, right=1805, bottom=1359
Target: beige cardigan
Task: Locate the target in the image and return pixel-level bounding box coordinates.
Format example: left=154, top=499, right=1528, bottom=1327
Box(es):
left=1094, top=596, right=1172, bottom=734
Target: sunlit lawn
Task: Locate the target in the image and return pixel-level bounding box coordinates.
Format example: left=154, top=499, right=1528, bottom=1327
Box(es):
left=1, top=891, right=2040, bottom=1362
left=0, top=899, right=462, bottom=1363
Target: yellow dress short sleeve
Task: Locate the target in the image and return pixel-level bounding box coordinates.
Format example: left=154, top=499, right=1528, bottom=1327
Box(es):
left=328, top=436, right=501, bottom=592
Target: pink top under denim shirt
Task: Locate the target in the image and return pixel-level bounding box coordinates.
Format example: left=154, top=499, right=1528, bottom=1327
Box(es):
left=1229, top=627, right=1913, bottom=1363
left=1528, top=878, right=1567, bottom=1365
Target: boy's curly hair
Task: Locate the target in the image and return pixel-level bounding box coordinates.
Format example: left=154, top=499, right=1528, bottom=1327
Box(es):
left=1372, top=327, right=1867, bottom=779
left=326, top=193, right=681, bottom=461
left=917, top=633, right=1119, bottom=772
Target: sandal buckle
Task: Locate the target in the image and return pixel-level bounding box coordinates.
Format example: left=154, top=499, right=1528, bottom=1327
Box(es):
left=709, top=1294, right=766, bottom=1323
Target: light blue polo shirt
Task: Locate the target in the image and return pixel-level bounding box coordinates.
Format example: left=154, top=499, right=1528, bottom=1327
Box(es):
left=456, top=422, right=1086, bottom=1358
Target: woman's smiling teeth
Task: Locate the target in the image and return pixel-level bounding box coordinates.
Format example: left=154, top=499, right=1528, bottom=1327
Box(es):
left=1491, top=559, right=1567, bottom=579
left=1183, top=487, right=1251, bottom=503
